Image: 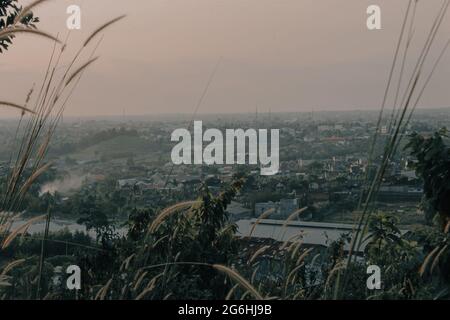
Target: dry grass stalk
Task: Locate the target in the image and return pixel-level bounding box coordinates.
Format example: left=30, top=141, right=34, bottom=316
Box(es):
left=419, top=245, right=441, bottom=277
left=430, top=244, right=448, bottom=275
left=325, top=262, right=346, bottom=290
left=0, top=275, right=12, bottom=287
left=0, top=12, right=125, bottom=245
left=65, top=57, right=100, bottom=86
left=18, top=162, right=52, bottom=196
left=0, top=27, right=60, bottom=43
left=95, top=279, right=113, bottom=300
left=1, top=214, right=46, bottom=249
left=0, top=101, right=35, bottom=114
left=250, top=266, right=260, bottom=284
left=148, top=201, right=199, bottom=233
left=225, top=284, right=240, bottom=300
left=1, top=259, right=26, bottom=275
left=120, top=254, right=136, bottom=272
left=281, top=207, right=308, bottom=230
left=341, top=1, right=450, bottom=297
left=248, top=208, right=275, bottom=237
left=213, top=264, right=263, bottom=300
left=295, top=247, right=313, bottom=266
left=248, top=245, right=270, bottom=265
left=84, top=15, right=126, bottom=47
left=280, top=233, right=303, bottom=250
left=135, top=273, right=163, bottom=300
left=285, top=262, right=305, bottom=294
left=133, top=271, right=148, bottom=292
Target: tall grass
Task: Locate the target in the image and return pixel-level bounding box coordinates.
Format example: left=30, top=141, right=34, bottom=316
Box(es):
left=0, top=1, right=126, bottom=291
left=340, top=0, right=450, bottom=298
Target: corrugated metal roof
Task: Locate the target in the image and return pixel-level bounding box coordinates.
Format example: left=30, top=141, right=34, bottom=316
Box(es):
left=236, top=219, right=365, bottom=252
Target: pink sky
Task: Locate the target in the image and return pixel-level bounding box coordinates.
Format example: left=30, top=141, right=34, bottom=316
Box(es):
left=1, top=0, right=450, bottom=117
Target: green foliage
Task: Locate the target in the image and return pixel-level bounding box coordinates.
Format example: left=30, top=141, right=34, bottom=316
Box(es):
left=407, top=128, right=450, bottom=226
left=76, top=191, right=117, bottom=245
left=134, top=179, right=244, bottom=299
left=1, top=177, right=450, bottom=300
left=364, top=213, right=423, bottom=299
left=126, top=207, right=154, bottom=242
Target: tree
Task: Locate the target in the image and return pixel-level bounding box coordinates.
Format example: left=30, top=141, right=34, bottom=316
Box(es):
left=407, top=129, right=450, bottom=287
left=0, top=0, right=39, bottom=53
left=406, top=128, right=450, bottom=228
left=76, top=193, right=116, bottom=246
left=364, top=213, right=423, bottom=298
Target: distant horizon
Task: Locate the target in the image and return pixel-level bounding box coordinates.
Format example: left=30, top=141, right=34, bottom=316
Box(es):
left=2, top=1, right=450, bottom=118
left=1, top=105, right=450, bottom=121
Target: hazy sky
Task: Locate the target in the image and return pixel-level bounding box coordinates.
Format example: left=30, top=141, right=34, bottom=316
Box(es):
left=1, top=0, right=450, bottom=117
